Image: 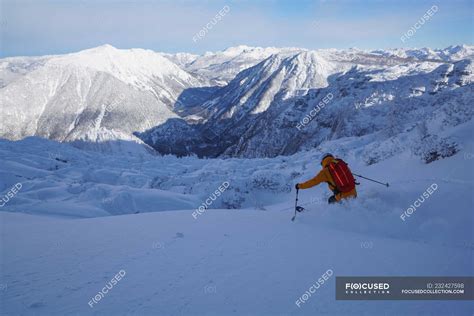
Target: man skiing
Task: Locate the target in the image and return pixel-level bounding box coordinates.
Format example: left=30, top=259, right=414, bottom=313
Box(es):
left=295, top=153, right=357, bottom=204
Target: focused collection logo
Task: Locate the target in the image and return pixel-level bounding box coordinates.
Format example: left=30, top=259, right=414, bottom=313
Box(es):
left=344, top=282, right=390, bottom=295
left=337, top=277, right=473, bottom=300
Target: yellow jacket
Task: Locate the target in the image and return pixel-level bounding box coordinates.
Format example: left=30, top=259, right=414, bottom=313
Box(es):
left=298, top=156, right=357, bottom=201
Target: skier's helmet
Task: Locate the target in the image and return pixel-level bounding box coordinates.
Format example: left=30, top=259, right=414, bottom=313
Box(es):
left=320, top=153, right=334, bottom=165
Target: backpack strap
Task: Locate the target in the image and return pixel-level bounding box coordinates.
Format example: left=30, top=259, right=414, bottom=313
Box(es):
left=325, top=159, right=339, bottom=194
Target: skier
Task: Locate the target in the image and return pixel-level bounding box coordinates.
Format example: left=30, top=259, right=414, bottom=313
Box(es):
left=295, top=153, right=357, bottom=204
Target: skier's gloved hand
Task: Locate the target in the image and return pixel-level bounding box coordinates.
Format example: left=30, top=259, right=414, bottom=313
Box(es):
left=295, top=183, right=300, bottom=190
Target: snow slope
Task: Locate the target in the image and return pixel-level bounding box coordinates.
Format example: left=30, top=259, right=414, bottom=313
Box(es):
left=1, top=204, right=472, bottom=316
left=1, top=124, right=473, bottom=314
left=1, top=101, right=473, bottom=316
left=2, top=118, right=474, bottom=315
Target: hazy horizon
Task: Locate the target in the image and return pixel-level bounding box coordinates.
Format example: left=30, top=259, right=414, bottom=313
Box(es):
left=2, top=42, right=474, bottom=59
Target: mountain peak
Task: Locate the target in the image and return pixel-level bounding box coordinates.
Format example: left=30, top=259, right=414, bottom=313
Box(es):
left=82, top=44, right=118, bottom=53
left=96, top=43, right=116, bottom=50
left=222, top=45, right=256, bottom=55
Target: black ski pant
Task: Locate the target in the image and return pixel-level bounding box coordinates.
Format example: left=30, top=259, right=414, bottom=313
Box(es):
left=328, top=195, right=338, bottom=204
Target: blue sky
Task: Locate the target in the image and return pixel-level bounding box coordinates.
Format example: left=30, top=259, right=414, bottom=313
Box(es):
left=1, top=0, right=473, bottom=57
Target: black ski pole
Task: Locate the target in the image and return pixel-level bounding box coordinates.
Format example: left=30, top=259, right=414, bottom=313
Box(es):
left=291, top=188, right=299, bottom=221
left=353, top=173, right=389, bottom=187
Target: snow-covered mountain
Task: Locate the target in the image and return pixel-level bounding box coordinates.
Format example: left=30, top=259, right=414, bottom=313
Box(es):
left=0, top=45, right=208, bottom=152
left=371, top=44, right=474, bottom=61
left=140, top=46, right=474, bottom=158
left=164, top=45, right=303, bottom=85
left=1, top=44, right=473, bottom=158
left=204, top=51, right=342, bottom=117
left=138, top=50, right=347, bottom=156
left=163, top=44, right=474, bottom=85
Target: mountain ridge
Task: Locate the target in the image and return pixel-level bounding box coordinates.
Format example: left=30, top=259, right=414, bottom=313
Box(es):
left=1, top=44, right=473, bottom=158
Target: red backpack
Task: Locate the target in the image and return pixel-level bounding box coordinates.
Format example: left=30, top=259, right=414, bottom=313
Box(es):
left=327, top=159, right=356, bottom=193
